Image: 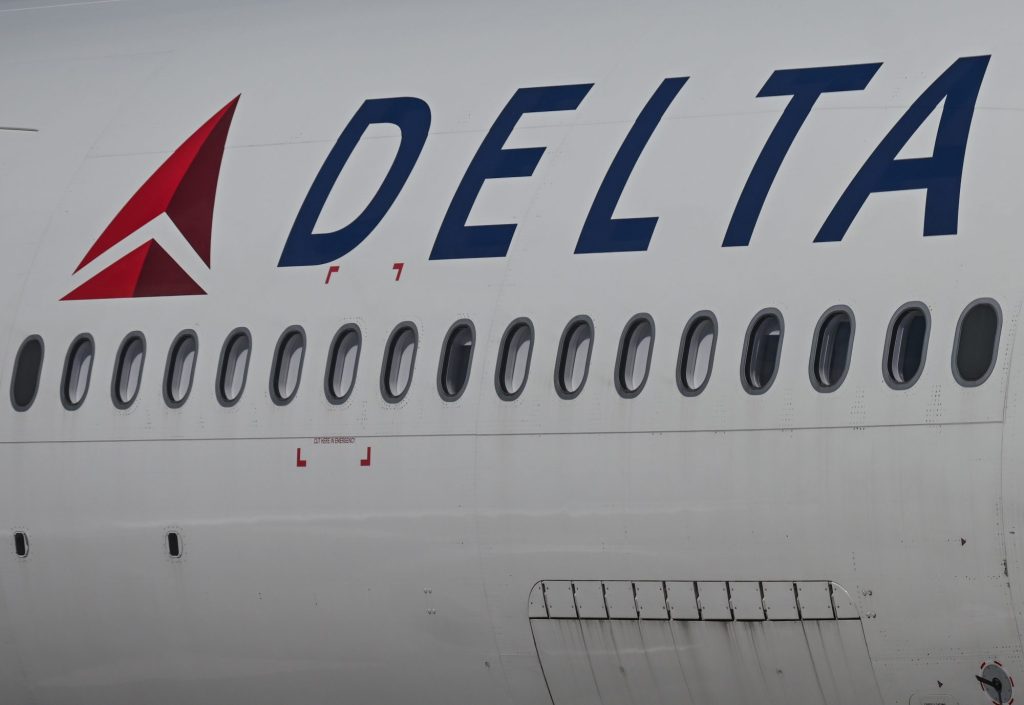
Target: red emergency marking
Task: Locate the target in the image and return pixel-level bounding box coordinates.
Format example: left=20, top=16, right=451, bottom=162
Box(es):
left=360, top=446, right=372, bottom=467
left=392, top=262, right=404, bottom=281
left=296, top=448, right=307, bottom=468
left=325, top=265, right=340, bottom=284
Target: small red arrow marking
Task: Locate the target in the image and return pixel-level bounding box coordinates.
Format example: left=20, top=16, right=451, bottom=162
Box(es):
left=325, top=265, right=340, bottom=284
left=392, top=262, right=404, bottom=281
left=360, top=446, right=372, bottom=467
left=296, top=448, right=307, bottom=468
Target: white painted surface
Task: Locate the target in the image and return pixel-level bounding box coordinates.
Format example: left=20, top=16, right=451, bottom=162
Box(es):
left=0, top=0, right=1021, bottom=703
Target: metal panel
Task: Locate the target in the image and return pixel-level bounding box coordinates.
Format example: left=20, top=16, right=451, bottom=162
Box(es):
left=796, top=581, right=835, bottom=620
left=762, top=581, right=799, bottom=620
left=531, top=619, right=603, bottom=705
left=729, top=581, right=765, bottom=620
left=829, top=583, right=860, bottom=620
left=666, top=581, right=700, bottom=620
left=669, top=621, right=779, bottom=702
left=669, top=622, right=745, bottom=702
left=573, top=581, right=607, bottom=619
left=579, top=620, right=664, bottom=705
left=696, top=581, right=732, bottom=620
left=744, top=620, right=836, bottom=704
left=544, top=581, right=577, bottom=619
left=532, top=607, right=882, bottom=705
left=528, top=582, right=548, bottom=618
left=603, top=581, right=638, bottom=619
left=803, top=618, right=886, bottom=705
left=637, top=620, right=698, bottom=704
left=634, top=581, right=669, bottom=620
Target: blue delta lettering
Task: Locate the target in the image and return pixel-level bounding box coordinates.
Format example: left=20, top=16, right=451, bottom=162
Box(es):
left=277, top=56, right=990, bottom=268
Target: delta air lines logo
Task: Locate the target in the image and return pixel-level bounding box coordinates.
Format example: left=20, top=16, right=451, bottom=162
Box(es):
left=60, top=55, right=991, bottom=300
left=62, top=97, right=239, bottom=300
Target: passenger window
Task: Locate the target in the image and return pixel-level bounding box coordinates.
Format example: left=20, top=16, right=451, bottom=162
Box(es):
left=166, top=531, right=182, bottom=558
left=164, top=331, right=198, bottom=408
left=677, top=313, right=716, bottom=396
left=10, top=336, right=43, bottom=411
left=381, top=324, right=417, bottom=402
left=742, top=310, right=783, bottom=394
left=270, top=327, right=306, bottom=405
left=496, top=319, right=534, bottom=400
left=615, top=315, right=654, bottom=397
left=953, top=299, right=1000, bottom=387
left=112, top=333, right=145, bottom=408
left=61, top=335, right=94, bottom=410
left=555, top=317, right=593, bottom=399
left=325, top=325, right=361, bottom=404
left=438, top=321, right=475, bottom=401
left=884, top=304, right=929, bottom=389
left=810, top=308, right=854, bottom=392
left=217, top=329, right=251, bottom=406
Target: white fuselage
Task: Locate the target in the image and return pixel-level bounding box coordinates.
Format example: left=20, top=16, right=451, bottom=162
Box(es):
left=2, top=1, right=1024, bottom=704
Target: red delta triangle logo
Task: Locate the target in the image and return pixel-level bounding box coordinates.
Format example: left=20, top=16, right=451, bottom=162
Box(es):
left=62, top=97, right=240, bottom=300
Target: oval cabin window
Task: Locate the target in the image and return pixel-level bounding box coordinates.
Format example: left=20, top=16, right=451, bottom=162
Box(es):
left=885, top=305, right=929, bottom=389
left=742, top=311, right=783, bottom=394
left=61, top=335, right=94, bottom=410
left=556, top=317, right=593, bottom=399
left=325, top=326, right=361, bottom=404
left=164, top=332, right=198, bottom=407
left=112, top=333, right=145, bottom=408
left=496, top=319, right=533, bottom=400
left=382, top=324, right=417, bottom=402
left=166, top=531, right=182, bottom=558
left=270, top=327, right=306, bottom=405
left=438, top=321, right=475, bottom=401
left=10, top=336, right=44, bottom=411
left=678, top=314, right=716, bottom=396
left=615, top=315, right=654, bottom=397
left=811, top=308, right=854, bottom=392
left=218, top=329, right=251, bottom=406
left=954, top=300, right=1000, bottom=387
